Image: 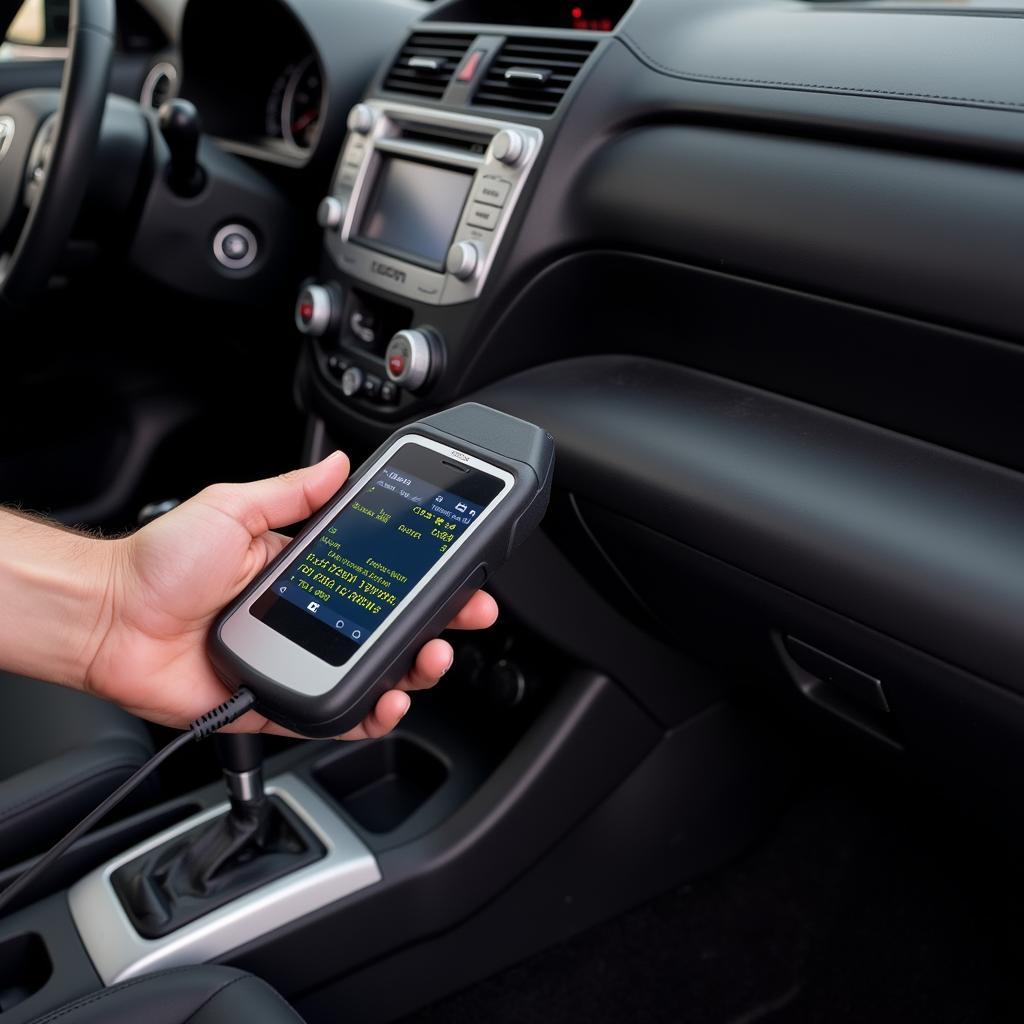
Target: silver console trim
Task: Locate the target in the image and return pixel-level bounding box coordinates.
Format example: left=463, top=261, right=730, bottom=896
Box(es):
left=324, top=100, right=544, bottom=306
left=67, top=774, right=381, bottom=985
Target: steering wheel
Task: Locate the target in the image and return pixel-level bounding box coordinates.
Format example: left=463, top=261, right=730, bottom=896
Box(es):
left=0, top=0, right=114, bottom=310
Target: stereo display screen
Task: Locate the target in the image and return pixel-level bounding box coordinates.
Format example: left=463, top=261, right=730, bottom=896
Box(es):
left=357, top=157, right=473, bottom=271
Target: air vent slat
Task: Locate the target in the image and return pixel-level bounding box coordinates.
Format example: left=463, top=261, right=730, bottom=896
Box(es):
left=382, top=32, right=474, bottom=101
left=472, top=36, right=595, bottom=116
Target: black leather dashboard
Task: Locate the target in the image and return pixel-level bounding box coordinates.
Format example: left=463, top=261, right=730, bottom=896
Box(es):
left=478, top=356, right=1024, bottom=702
left=618, top=0, right=1024, bottom=155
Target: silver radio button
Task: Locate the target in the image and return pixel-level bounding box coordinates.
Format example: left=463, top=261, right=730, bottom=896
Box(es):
left=347, top=103, right=376, bottom=134
left=466, top=202, right=499, bottom=231
left=317, top=196, right=347, bottom=230
left=446, top=240, right=481, bottom=280
left=472, top=176, right=512, bottom=208
left=491, top=129, right=525, bottom=167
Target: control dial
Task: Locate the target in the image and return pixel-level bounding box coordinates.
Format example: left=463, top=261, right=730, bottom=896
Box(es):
left=295, top=283, right=338, bottom=336
left=317, top=195, right=347, bottom=231
left=347, top=103, right=376, bottom=135
left=491, top=129, right=525, bottom=166
left=385, top=328, right=439, bottom=393
left=446, top=240, right=481, bottom=281
left=340, top=365, right=365, bottom=397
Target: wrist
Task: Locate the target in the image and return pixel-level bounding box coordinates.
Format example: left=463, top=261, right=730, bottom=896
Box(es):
left=0, top=511, right=125, bottom=690
left=76, top=535, right=128, bottom=691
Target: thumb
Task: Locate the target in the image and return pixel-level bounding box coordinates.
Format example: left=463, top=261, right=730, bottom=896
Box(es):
left=202, top=451, right=350, bottom=537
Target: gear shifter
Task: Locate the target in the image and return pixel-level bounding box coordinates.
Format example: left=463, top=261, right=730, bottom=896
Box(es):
left=158, top=99, right=205, bottom=197
left=112, top=733, right=324, bottom=939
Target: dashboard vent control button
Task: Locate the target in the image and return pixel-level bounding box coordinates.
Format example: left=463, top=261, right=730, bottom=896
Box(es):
left=383, top=32, right=474, bottom=101
left=472, top=37, right=596, bottom=116
left=456, top=49, right=486, bottom=84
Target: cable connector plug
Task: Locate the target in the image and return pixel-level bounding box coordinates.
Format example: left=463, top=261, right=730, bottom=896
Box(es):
left=188, top=688, right=256, bottom=740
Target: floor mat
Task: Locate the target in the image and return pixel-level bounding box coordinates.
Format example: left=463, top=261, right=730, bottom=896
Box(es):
left=405, top=762, right=1021, bottom=1024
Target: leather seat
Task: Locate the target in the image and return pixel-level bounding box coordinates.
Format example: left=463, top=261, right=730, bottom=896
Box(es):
left=0, top=673, right=153, bottom=867
left=26, top=966, right=305, bottom=1024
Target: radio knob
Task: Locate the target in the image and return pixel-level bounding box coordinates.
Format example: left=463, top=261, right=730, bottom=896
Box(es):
left=295, top=283, right=336, bottom=336
left=317, top=196, right=347, bottom=231
left=491, top=129, right=525, bottom=166
left=385, top=328, right=437, bottom=393
left=446, top=240, right=480, bottom=281
left=347, top=103, right=376, bottom=135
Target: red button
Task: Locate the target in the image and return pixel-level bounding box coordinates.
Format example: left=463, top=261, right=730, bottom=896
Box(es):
left=388, top=354, right=406, bottom=377
left=457, top=49, right=485, bottom=83
left=299, top=302, right=314, bottom=322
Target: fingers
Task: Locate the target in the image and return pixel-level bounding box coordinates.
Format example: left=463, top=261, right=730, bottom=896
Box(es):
left=446, top=590, right=499, bottom=630
left=402, top=637, right=454, bottom=691
left=201, top=451, right=350, bottom=537
left=253, top=636, right=455, bottom=740
left=254, top=530, right=292, bottom=571
left=336, top=690, right=411, bottom=742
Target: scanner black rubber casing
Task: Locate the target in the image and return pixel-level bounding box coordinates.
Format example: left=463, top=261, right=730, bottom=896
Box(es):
left=207, top=403, right=554, bottom=737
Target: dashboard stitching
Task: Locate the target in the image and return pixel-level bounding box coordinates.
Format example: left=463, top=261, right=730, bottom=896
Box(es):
left=620, top=30, right=1024, bottom=112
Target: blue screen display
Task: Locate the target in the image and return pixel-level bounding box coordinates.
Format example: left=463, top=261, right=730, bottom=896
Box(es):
left=251, top=444, right=503, bottom=665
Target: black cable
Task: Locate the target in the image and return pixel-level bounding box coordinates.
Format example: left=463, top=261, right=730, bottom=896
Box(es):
left=0, top=687, right=256, bottom=917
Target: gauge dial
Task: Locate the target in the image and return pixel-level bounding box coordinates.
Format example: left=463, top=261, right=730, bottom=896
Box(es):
left=266, top=55, right=323, bottom=150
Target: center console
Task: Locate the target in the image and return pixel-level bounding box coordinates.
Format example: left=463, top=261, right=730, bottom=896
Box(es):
left=294, top=96, right=546, bottom=422
left=323, top=101, right=542, bottom=307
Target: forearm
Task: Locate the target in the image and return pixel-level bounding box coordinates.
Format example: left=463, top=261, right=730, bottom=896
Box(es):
left=0, top=510, right=118, bottom=688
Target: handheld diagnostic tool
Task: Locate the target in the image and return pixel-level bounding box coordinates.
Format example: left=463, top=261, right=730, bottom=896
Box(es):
left=208, top=403, right=553, bottom=737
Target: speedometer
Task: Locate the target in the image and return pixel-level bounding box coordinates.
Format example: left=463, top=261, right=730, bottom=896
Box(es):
left=266, top=55, right=323, bottom=150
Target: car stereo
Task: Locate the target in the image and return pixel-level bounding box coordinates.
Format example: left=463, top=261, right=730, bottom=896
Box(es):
left=320, top=100, right=543, bottom=305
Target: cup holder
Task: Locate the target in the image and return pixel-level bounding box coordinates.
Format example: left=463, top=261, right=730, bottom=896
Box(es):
left=314, top=736, right=448, bottom=834
left=0, top=933, right=51, bottom=1012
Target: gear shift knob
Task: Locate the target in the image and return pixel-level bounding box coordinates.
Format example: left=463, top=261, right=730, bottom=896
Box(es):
left=159, top=98, right=205, bottom=197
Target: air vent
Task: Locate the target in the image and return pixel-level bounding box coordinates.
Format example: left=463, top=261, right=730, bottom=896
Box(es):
left=472, top=37, right=596, bottom=116
left=382, top=32, right=474, bottom=100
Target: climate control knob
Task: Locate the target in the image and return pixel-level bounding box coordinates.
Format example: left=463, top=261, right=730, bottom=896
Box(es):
left=491, top=129, right=525, bottom=166
left=295, top=283, right=337, bottom=336
left=385, top=328, right=438, bottom=393
left=446, top=240, right=481, bottom=281
left=340, top=365, right=365, bottom=397
left=347, top=103, right=376, bottom=135
left=317, top=196, right=347, bottom=231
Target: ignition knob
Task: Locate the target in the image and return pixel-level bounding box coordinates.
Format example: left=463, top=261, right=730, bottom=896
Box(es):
left=347, top=103, right=376, bottom=135
left=317, top=196, right=347, bottom=231
left=446, top=240, right=480, bottom=281
left=295, top=283, right=336, bottom=336
left=385, top=328, right=438, bottom=393
left=491, top=129, right=525, bottom=167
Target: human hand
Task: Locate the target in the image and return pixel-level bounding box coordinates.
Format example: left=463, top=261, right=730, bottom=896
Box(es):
left=86, top=452, right=498, bottom=738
